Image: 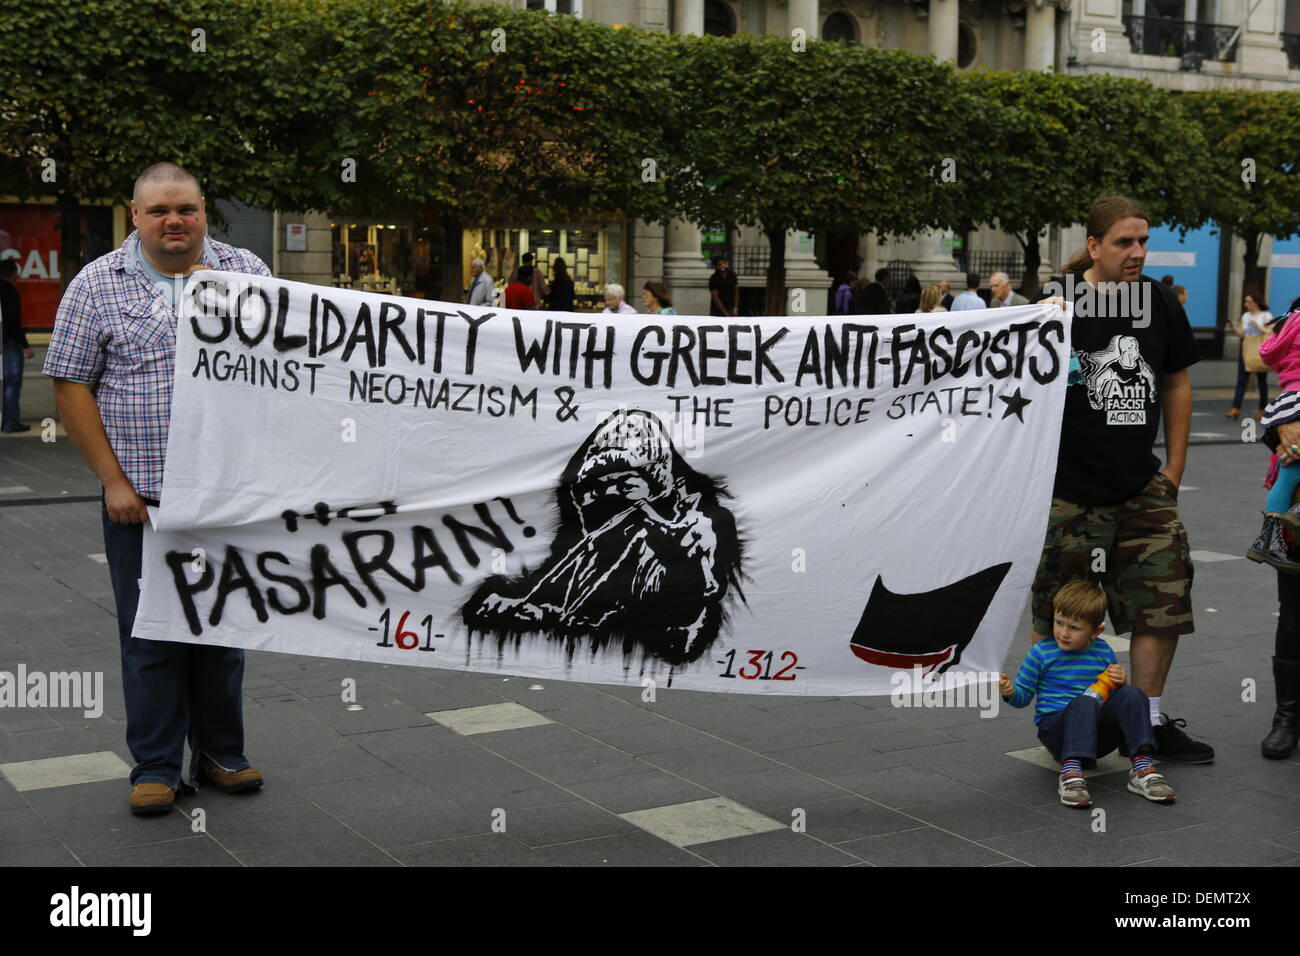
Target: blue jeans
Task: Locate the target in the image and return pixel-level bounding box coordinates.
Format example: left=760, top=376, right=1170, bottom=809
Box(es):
left=1232, top=349, right=1268, bottom=410
left=2, top=340, right=24, bottom=430
left=101, top=497, right=250, bottom=788
left=1036, top=685, right=1155, bottom=768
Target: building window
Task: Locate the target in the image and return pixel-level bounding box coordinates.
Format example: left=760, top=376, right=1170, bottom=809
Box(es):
left=821, top=12, right=858, bottom=43
left=330, top=220, right=417, bottom=295
left=526, top=0, right=583, bottom=16
left=704, top=0, right=736, bottom=36
left=957, top=22, right=977, bottom=67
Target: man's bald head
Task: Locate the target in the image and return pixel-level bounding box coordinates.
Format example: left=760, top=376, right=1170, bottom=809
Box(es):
left=131, top=163, right=207, bottom=269
left=133, top=163, right=202, bottom=204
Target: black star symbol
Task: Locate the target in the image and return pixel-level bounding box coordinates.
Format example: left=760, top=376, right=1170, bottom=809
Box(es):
left=999, top=388, right=1032, bottom=422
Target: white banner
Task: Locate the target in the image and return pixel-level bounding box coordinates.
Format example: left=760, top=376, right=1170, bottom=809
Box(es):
left=133, top=273, right=1070, bottom=696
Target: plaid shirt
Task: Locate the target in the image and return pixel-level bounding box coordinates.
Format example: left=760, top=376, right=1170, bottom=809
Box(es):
left=44, top=230, right=271, bottom=500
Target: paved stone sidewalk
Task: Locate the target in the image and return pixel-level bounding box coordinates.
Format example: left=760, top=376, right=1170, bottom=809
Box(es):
left=1, top=382, right=1297, bottom=866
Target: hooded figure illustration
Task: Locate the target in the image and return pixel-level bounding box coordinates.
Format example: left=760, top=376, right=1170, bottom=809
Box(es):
left=1080, top=334, right=1157, bottom=411
left=461, top=409, right=744, bottom=666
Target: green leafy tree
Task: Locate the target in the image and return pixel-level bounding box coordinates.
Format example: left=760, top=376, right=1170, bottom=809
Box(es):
left=0, top=0, right=339, bottom=287
left=956, top=70, right=1213, bottom=294
left=664, top=35, right=973, bottom=315
left=1181, top=89, right=1300, bottom=305
left=322, top=0, right=674, bottom=298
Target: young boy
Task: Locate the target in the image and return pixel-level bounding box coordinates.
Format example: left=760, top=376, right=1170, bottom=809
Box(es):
left=999, top=579, right=1175, bottom=807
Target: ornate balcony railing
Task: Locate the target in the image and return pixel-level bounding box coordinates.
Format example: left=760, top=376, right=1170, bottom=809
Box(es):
left=1283, top=32, right=1300, bottom=69
left=1121, top=15, right=1240, bottom=64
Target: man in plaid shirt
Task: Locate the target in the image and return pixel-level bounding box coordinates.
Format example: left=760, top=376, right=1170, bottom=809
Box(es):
left=45, top=163, right=269, bottom=816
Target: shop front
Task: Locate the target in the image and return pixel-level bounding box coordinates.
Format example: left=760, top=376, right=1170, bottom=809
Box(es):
left=0, top=201, right=116, bottom=332
left=462, top=223, right=628, bottom=311
left=330, top=211, right=445, bottom=300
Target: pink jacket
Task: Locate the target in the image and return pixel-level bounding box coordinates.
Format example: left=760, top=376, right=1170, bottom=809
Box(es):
left=1258, top=311, right=1300, bottom=391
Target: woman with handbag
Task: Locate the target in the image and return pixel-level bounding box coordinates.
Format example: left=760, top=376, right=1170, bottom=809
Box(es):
left=1226, top=292, right=1274, bottom=420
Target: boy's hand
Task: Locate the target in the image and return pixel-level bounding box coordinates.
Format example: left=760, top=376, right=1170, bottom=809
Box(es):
left=1105, top=664, right=1126, bottom=686
left=998, top=672, right=1014, bottom=698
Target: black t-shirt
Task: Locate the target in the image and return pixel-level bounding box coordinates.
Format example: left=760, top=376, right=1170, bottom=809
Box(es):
left=1033, top=272, right=1199, bottom=505
left=709, top=269, right=738, bottom=316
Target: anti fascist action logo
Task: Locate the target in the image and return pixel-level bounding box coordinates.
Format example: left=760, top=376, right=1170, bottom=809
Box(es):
left=1079, top=334, right=1157, bottom=426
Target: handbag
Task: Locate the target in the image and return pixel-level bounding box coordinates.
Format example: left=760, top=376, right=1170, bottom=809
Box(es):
left=1243, top=334, right=1269, bottom=374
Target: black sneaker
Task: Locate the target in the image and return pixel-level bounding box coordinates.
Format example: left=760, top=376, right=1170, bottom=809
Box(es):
left=1152, top=714, right=1214, bottom=764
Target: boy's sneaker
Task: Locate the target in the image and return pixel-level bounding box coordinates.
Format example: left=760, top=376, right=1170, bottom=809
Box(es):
left=1153, top=715, right=1215, bottom=764
left=1058, top=774, right=1092, bottom=808
left=1128, top=768, right=1176, bottom=802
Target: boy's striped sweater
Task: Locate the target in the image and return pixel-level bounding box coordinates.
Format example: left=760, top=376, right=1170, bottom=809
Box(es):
left=1005, top=638, right=1117, bottom=724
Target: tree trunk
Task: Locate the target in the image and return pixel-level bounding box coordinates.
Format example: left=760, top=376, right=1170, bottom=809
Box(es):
left=764, top=226, right=786, bottom=317
left=58, top=192, right=82, bottom=293
left=1016, top=229, right=1042, bottom=298
left=439, top=212, right=463, bottom=305
left=1242, top=227, right=1263, bottom=298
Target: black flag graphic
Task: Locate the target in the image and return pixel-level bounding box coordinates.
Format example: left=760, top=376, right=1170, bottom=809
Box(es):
left=849, top=562, right=1012, bottom=675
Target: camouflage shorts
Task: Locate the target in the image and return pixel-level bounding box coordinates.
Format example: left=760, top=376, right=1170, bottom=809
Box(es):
left=1030, top=472, right=1194, bottom=640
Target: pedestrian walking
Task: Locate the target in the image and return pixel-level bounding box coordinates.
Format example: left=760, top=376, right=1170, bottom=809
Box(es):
left=893, top=275, right=922, bottom=315
left=989, top=271, right=1029, bottom=308
left=848, top=268, right=892, bottom=315
left=641, top=281, right=677, bottom=315
left=601, top=283, right=637, bottom=315
left=709, top=257, right=739, bottom=317
left=43, top=162, right=266, bottom=815
left=508, top=251, right=549, bottom=305
left=1032, top=193, right=1213, bottom=764
left=938, top=279, right=954, bottom=310
left=1, top=258, right=34, bottom=432
left=1226, top=291, right=1274, bottom=421
left=505, top=264, right=537, bottom=310
left=834, top=271, right=857, bottom=315
left=466, top=257, right=493, bottom=307
left=950, top=273, right=986, bottom=310
left=545, top=257, right=575, bottom=312
left=917, top=284, right=947, bottom=313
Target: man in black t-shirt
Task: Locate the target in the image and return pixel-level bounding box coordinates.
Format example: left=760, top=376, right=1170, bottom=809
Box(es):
left=1031, top=197, right=1213, bottom=765
left=709, top=257, right=739, bottom=318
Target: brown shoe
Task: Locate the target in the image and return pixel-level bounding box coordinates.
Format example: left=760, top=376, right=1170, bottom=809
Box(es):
left=1225, top=407, right=1241, bottom=419
left=129, top=782, right=176, bottom=816
left=198, top=758, right=264, bottom=793
left=1254, top=409, right=1265, bottom=421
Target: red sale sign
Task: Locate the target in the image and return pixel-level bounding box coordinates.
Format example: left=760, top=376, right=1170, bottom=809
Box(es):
left=0, top=203, right=114, bottom=331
